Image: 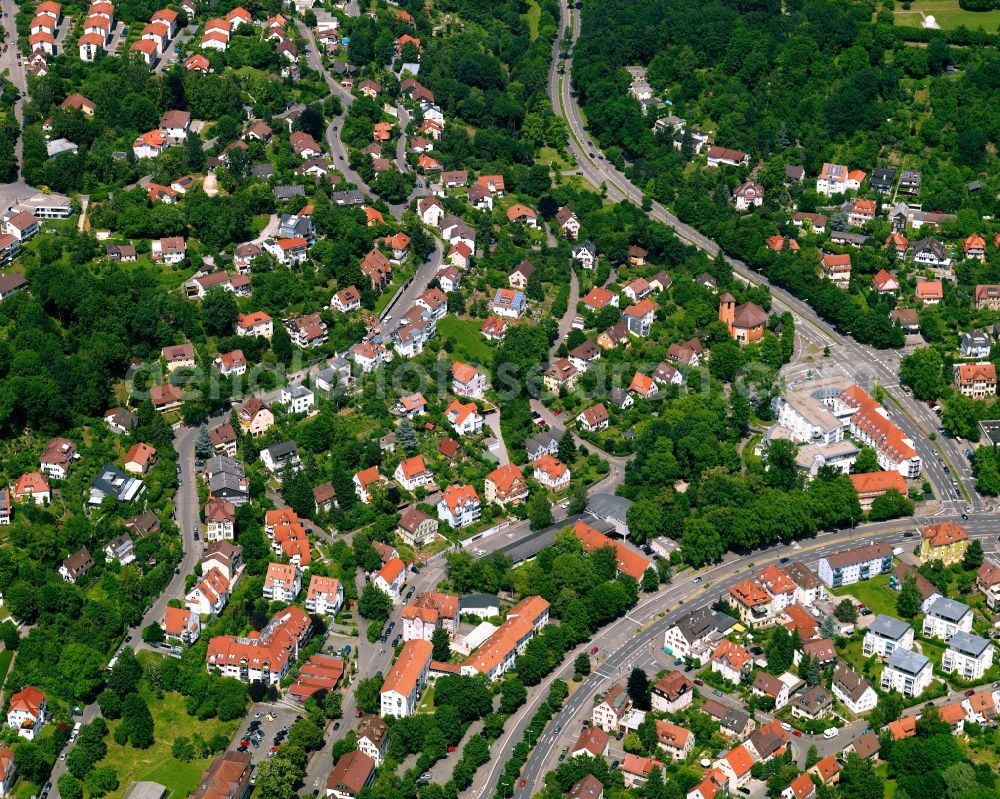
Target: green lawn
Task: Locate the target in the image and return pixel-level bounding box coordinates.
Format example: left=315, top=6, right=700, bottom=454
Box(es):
left=94, top=687, right=240, bottom=799
left=893, top=0, right=1000, bottom=30
left=437, top=316, right=496, bottom=366
left=0, top=649, right=13, bottom=689
left=832, top=574, right=900, bottom=618
left=524, top=0, right=541, bottom=40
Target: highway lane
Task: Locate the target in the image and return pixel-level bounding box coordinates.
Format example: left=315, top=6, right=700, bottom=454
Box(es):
left=499, top=517, right=1000, bottom=799
left=546, top=0, right=978, bottom=507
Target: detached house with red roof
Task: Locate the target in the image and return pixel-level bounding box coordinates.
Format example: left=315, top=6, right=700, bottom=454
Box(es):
left=484, top=464, right=528, bottom=507
left=533, top=454, right=570, bottom=491
left=353, top=466, right=385, bottom=504
left=437, top=484, right=481, bottom=528
left=7, top=687, right=47, bottom=740
left=164, top=606, right=201, bottom=645
left=12, top=472, right=50, bottom=505
left=394, top=455, right=434, bottom=492
left=820, top=253, right=851, bottom=287
left=916, top=279, right=943, bottom=305
left=871, top=269, right=900, bottom=294
left=445, top=400, right=483, bottom=435
left=711, top=639, right=752, bottom=684
left=374, top=557, right=406, bottom=603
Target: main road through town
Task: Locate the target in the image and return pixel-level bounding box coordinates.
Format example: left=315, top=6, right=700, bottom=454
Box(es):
left=545, top=0, right=977, bottom=511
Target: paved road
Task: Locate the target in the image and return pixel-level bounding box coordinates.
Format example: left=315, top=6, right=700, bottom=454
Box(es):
left=546, top=0, right=977, bottom=509
left=0, top=0, right=28, bottom=180
left=378, top=236, right=444, bottom=331
left=155, top=24, right=197, bottom=73
left=549, top=270, right=579, bottom=357
left=294, top=21, right=376, bottom=203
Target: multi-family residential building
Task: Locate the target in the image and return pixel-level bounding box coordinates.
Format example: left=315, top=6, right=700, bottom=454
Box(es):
left=831, top=663, right=877, bottom=715
left=397, top=507, right=437, bottom=548
left=863, top=615, right=914, bottom=658
left=817, top=542, right=893, bottom=588
left=977, top=562, right=1000, bottom=611
left=380, top=639, right=433, bottom=717
left=828, top=385, right=920, bottom=477
left=955, top=362, right=997, bottom=399
left=356, top=715, right=389, bottom=766
left=656, top=720, right=694, bottom=760
left=186, top=567, right=233, bottom=617
left=663, top=607, right=736, bottom=664
left=204, top=499, right=236, bottom=542
left=164, top=606, right=201, bottom=646
left=880, top=648, right=932, bottom=697
left=460, top=596, right=549, bottom=681
left=942, top=631, right=994, bottom=681
left=373, top=558, right=406, bottom=603
left=305, top=575, right=343, bottom=616
left=592, top=684, right=632, bottom=733
left=920, top=521, right=969, bottom=564
left=263, top=562, right=301, bottom=603
left=452, top=362, right=487, bottom=397
left=651, top=671, right=694, bottom=714
left=711, top=639, right=752, bottom=684
left=729, top=579, right=774, bottom=627
left=206, top=606, right=312, bottom=685
left=437, top=484, right=481, bottom=528
left=402, top=592, right=459, bottom=642
left=922, top=596, right=973, bottom=640
left=484, top=464, right=528, bottom=507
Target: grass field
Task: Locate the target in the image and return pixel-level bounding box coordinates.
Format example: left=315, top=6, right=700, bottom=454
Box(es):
left=832, top=574, right=899, bottom=617
left=437, top=316, right=496, bottom=365
left=894, top=0, right=1000, bottom=31
left=524, top=0, right=541, bottom=40
left=96, top=688, right=240, bottom=799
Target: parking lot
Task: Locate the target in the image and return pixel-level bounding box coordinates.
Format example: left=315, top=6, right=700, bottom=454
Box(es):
left=228, top=702, right=304, bottom=765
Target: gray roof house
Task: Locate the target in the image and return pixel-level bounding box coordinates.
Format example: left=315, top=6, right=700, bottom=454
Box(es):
left=89, top=464, right=146, bottom=505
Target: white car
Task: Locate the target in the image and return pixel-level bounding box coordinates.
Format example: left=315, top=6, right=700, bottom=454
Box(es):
left=781, top=722, right=792, bottom=732
left=823, top=728, right=839, bottom=739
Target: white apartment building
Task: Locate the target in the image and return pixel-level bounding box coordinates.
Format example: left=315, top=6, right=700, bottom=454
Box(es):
left=880, top=648, right=932, bottom=698
left=772, top=390, right=845, bottom=445
left=281, top=384, right=315, bottom=414
left=922, top=597, right=973, bottom=641
left=380, top=639, right=433, bottom=718
left=862, top=615, right=914, bottom=658
left=942, top=631, right=994, bottom=681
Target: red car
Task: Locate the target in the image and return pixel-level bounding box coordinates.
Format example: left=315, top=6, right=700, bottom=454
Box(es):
left=447, top=745, right=456, bottom=753
left=590, top=646, right=599, bottom=655
left=791, top=730, right=802, bottom=737
left=355, top=709, right=363, bottom=717
left=520, top=781, right=526, bottom=788
left=240, top=739, right=250, bottom=747
left=965, top=689, right=976, bottom=697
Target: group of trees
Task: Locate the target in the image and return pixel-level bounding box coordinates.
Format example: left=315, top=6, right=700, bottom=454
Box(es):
left=621, top=400, right=864, bottom=565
